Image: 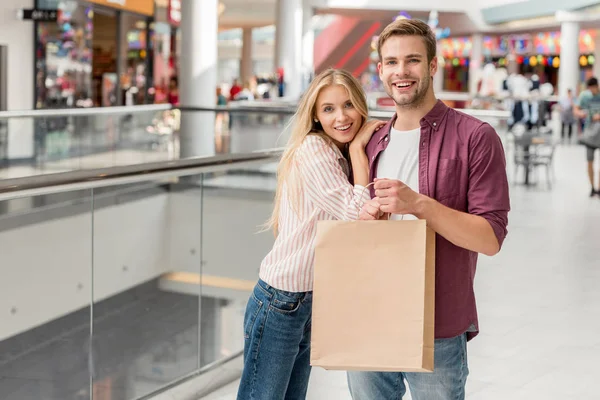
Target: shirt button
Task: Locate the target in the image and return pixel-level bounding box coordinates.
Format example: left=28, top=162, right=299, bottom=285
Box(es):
left=433, top=122, right=437, bottom=126
left=422, top=142, right=426, bottom=146
left=371, top=156, right=375, bottom=160
left=384, top=136, right=389, bottom=141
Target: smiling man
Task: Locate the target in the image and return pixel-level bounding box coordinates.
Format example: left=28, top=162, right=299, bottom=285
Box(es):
left=347, top=19, right=511, bottom=400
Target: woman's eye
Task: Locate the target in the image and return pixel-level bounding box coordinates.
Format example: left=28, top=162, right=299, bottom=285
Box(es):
left=323, top=106, right=333, bottom=112
left=345, top=102, right=353, bottom=108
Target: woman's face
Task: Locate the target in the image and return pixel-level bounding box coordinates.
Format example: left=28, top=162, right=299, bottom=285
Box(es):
left=314, top=84, right=362, bottom=149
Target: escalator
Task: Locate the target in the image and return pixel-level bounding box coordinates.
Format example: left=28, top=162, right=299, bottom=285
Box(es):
left=314, top=16, right=382, bottom=77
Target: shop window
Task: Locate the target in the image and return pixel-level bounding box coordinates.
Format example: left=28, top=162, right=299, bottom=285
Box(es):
left=36, top=0, right=93, bottom=108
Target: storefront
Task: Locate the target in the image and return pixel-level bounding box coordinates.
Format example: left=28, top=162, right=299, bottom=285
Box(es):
left=484, top=31, right=596, bottom=89
left=438, top=37, right=472, bottom=92
left=152, top=0, right=180, bottom=104
left=34, top=0, right=166, bottom=109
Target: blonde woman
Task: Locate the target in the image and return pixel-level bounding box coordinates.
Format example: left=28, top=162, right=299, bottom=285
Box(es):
left=237, top=69, right=384, bottom=400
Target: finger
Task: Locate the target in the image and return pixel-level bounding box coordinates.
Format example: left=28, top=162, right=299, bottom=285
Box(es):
left=375, top=189, right=393, bottom=198
left=359, top=210, right=377, bottom=220
left=364, top=203, right=380, bottom=216
left=376, top=196, right=392, bottom=206
left=380, top=205, right=394, bottom=214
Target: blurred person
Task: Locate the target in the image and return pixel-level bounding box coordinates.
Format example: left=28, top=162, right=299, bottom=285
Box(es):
left=229, top=78, right=242, bottom=101
left=216, top=86, right=227, bottom=106
left=215, top=87, right=228, bottom=133
left=348, top=18, right=510, bottom=400
left=234, top=81, right=255, bottom=101
left=236, top=69, right=386, bottom=400
left=560, top=88, right=576, bottom=143
left=574, top=77, right=600, bottom=197
left=167, top=76, right=179, bottom=105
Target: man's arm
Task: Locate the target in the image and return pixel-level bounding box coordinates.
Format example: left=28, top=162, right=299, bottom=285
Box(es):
left=414, top=198, right=500, bottom=256
left=373, top=123, right=510, bottom=256
left=373, top=180, right=503, bottom=256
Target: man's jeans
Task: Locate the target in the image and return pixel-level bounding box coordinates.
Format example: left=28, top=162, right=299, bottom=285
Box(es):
left=237, top=279, right=313, bottom=400
left=347, top=333, right=469, bottom=400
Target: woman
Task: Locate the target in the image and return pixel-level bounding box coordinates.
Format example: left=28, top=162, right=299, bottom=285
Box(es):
left=560, top=88, right=575, bottom=142
left=237, top=69, right=384, bottom=400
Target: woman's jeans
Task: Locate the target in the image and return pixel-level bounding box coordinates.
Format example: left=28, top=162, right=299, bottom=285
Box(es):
left=237, top=279, right=313, bottom=400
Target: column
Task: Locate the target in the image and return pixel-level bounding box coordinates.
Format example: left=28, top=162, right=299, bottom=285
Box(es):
left=469, top=34, right=483, bottom=96
left=593, top=30, right=600, bottom=80
left=275, top=0, right=303, bottom=99
left=240, top=28, right=253, bottom=86
left=558, top=19, right=580, bottom=97
left=433, top=56, right=445, bottom=94
left=179, top=0, right=218, bottom=158
left=302, top=2, right=315, bottom=92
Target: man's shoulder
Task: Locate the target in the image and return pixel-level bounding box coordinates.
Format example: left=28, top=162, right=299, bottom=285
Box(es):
left=445, top=108, right=490, bottom=136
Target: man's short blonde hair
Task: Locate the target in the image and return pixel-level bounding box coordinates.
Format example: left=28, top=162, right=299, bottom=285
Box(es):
left=377, top=19, right=437, bottom=62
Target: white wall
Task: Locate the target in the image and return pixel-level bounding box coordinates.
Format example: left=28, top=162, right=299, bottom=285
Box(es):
left=0, top=195, right=171, bottom=341
left=0, top=186, right=274, bottom=342
left=1, top=0, right=35, bottom=158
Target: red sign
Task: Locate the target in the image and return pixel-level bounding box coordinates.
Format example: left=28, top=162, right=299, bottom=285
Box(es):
left=168, top=0, right=181, bottom=26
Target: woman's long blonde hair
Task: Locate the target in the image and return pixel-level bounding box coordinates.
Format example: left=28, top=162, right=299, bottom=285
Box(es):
left=264, top=69, right=369, bottom=235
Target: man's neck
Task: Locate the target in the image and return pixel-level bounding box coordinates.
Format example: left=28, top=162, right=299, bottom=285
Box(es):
left=393, top=93, right=438, bottom=131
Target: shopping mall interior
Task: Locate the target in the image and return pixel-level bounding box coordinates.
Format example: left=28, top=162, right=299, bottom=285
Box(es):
left=1, top=0, right=600, bottom=399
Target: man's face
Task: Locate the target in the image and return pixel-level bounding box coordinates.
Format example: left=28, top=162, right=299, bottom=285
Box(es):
left=377, top=35, right=437, bottom=109
left=590, top=85, right=599, bottom=96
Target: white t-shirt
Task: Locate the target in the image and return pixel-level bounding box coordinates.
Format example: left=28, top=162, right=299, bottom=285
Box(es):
left=376, top=127, right=421, bottom=220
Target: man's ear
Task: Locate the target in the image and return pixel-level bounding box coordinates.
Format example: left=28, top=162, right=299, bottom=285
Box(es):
left=430, top=56, right=438, bottom=78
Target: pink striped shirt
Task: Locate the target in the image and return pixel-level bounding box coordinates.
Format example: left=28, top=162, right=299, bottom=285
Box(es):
left=259, top=134, right=370, bottom=292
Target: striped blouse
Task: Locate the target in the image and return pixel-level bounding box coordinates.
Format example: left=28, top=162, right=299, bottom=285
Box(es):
left=259, top=134, right=371, bottom=292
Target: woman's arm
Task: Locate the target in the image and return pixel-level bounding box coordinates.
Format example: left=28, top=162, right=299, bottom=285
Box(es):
left=297, top=136, right=370, bottom=221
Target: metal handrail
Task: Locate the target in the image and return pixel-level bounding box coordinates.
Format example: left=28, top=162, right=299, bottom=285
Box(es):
left=0, top=103, right=513, bottom=119
left=0, top=104, right=173, bottom=119
left=0, top=149, right=284, bottom=202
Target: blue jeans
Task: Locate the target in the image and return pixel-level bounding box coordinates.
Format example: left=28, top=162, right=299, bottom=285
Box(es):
left=237, top=279, right=313, bottom=400
left=347, top=333, right=469, bottom=400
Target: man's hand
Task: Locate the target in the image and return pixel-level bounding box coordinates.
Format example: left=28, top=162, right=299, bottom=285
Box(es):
left=373, top=178, right=423, bottom=216
left=593, top=113, right=600, bottom=122
left=359, top=199, right=382, bottom=220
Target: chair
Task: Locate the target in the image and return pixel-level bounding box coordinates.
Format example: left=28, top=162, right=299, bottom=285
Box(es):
left=529, top=142, right=556, bottom=189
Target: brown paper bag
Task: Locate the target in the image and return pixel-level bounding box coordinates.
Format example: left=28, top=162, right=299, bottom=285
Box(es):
left=310, top=219, right=435, bottom=372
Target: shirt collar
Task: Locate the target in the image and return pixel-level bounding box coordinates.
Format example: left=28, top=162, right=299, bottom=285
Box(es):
left=372, top=99, right=449, bottom=141
left=421, top=100, right=449, bottom=131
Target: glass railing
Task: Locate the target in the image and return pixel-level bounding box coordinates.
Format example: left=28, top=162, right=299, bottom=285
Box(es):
left=0, top=151, right=280, bottom=400
left=0, top=105, right=295, bottom=179
left=0, top=104, right=517, bottom=182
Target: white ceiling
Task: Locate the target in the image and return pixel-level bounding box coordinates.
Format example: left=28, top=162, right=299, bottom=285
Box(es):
left=217, top=0, right=582, bottom=35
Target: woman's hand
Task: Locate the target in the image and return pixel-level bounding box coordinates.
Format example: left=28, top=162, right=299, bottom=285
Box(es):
left=350, top=120, right=386, bottom=151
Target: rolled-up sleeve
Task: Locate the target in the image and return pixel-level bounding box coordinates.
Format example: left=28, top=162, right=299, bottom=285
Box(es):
left=296, top=136, right=371, bottom=221
left=467, top=123, right=511, bottom=249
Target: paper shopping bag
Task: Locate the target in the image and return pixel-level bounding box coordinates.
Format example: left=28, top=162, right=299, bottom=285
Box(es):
left=310, top=219, right=435, bottom=372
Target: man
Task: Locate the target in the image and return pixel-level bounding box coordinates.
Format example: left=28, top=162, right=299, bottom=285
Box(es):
left=349, top=19, right=510, bottom=400
left=574, top=77, right=600, bottom=197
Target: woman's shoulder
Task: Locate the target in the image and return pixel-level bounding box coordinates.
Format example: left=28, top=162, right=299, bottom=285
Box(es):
left=298, top=133, right=336, bottom=156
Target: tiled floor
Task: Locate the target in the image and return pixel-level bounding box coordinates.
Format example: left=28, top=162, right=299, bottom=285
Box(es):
left=200, top=142, right=600, bottom=399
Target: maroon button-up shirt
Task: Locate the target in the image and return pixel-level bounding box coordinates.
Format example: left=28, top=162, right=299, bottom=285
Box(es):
left=366, top=100, right=510, bottom=340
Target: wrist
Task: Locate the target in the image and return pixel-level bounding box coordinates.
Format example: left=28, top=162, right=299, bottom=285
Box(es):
left=413, top=194, right=434, bottom=219
left=349, top=146, right=367, bottom=160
